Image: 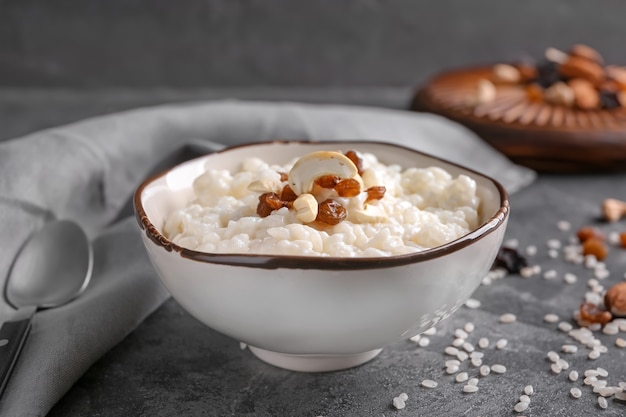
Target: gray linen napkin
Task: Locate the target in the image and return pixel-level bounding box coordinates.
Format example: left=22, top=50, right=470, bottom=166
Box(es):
left=0, top=100, right=535, bottom=416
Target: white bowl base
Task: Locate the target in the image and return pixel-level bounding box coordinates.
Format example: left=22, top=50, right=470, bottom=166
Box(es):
left=248, top=346, right=383, bottom=372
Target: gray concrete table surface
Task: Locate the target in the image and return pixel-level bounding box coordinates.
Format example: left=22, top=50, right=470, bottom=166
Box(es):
left=48, top=173, right=626, bottom=417
left=2, top=91, right=625, bottom=416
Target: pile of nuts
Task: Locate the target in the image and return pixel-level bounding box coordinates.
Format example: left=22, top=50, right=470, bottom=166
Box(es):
left=496, top=197, right=626, bottom=327
left=255, top=150, right=386, bottom=226
left=474, top=44, right=626, bottom=110
left=574, top=198, right=626, bottom=326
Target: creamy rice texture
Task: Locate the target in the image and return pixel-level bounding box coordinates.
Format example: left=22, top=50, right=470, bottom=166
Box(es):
left=163, top=151, right=481, bottom=257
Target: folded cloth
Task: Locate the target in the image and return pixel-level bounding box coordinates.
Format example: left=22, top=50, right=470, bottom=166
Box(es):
left=0, top=100, right=535, bottom=416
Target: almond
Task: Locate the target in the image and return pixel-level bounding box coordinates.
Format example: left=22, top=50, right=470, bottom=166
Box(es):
left=568, top=78, right=600, bottom=110
left=559, top=56, right=605, bottom=84
left=569, top=44, right=604, bottom=64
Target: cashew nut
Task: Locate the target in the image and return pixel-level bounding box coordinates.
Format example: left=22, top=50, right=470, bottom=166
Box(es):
left=353, top=204, right=388, bottom=223
left=288, top=151, right=361, bottom=195
left=248, top=178, right=281, bottom=194
left=545, top=47, right=568, bottom=64
left=475, top=79, right=496, bottom=104
left=492, top=64, right=521, bottom=84
left=602, top=198, right=626, bottom=222
left=293, top=193, right=319, bottom=223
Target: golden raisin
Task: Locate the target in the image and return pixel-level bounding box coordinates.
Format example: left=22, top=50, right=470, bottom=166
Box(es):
left=576, top=226, right=604, bottom=243
left=335, top=178, right=361, bottom=197
left=579, top=302, right=612, bottom=325
left=344, top=150, right=363, bottom=175
left=525, top=83, right=544, bottom=102
left=316, top=199, right=347, bottom=225
left=256, top=192, right=285, bottom=217
left=365, top=186, right=386, bottom=202
left=582, top=237, right=609, bottom=260
left=315, top=175, right=340, bottom=189
left=278, top=172, right=289, bottom=182
left=280, top=185, right=298, bottom=202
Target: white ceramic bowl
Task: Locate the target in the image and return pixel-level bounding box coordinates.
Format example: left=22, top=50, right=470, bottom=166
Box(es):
left=134, top=140, right=509, bottom=372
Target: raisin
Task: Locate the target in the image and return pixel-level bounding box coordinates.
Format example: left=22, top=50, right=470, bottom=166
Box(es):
left=576, top=226, right=604, bottom=243
left=256, top=192, right=285, bottom=217
left=280, top=184, right=298, bottom=202
left=278, top=172, right=289, bottom=182
left=620, top=232, right=626, bottom=248
left=344, top=150, right=364, bottom=175
left=535, top=60, right=560, bottom=88
left=365, top=186, right=386, bottom=202
left=582, top=237, right=609, bottom=260
left=315, top=175, right=340, bottom=189
left=599, top=90, right=621, bottom=109
left=494, top=246, right=528, bottom=274
left=525, top=83, right=544, bottom=102
left=316, top=199, right=347, bottom=225
left=579, top=302, right=612, bottom=325
left=335, top=178, right=361, bottom=197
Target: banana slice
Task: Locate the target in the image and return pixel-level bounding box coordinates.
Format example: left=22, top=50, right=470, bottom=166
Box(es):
left=288, top=151, right=361, bottom=195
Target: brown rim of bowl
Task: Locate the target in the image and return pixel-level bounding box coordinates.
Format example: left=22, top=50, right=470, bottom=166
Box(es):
left=134, top=140, right=510, bottom=270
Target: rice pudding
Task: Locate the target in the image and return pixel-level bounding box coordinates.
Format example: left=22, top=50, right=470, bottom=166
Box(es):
left=163, top=149, right=480, bottom=257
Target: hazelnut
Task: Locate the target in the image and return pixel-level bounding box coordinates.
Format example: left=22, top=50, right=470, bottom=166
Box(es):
left=582, top=237, right=608, bottom=260
left=576, top=226, right=604, bottom=243
left=605, top=282, right=626, bottom=317
left=544, top=82, right=575, bottom=107
left=602, top=198, right=626, bottom=222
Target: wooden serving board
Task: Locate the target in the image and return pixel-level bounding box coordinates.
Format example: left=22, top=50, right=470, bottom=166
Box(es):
left=410, top=67, right=626, bottom=173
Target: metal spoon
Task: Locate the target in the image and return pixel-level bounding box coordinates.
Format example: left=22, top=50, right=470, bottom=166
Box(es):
left=0, top=220, right=92, bottom=397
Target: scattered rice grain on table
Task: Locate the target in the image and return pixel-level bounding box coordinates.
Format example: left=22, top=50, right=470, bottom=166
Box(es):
left=421, top=379, right=438, bottom=388
left=499, top=313, right=517, bottom=324
left=514, top=401, right=529, bottom=412
left=491, top=364, right=507, bottom=374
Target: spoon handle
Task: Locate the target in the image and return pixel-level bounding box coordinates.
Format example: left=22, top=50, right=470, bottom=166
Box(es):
left=0, top=318, right=32, bottom=397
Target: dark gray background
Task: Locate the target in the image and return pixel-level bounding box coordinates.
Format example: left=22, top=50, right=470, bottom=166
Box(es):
left=1, top=0, right=625, bottom=89
left=2, top=0, right=626, bottom=143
